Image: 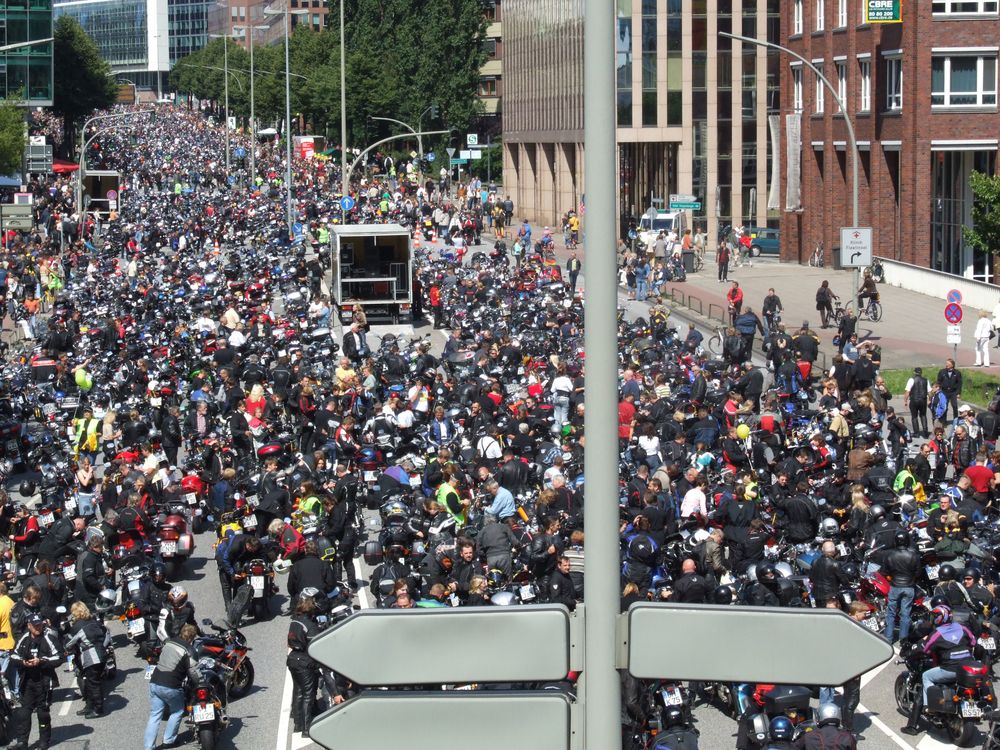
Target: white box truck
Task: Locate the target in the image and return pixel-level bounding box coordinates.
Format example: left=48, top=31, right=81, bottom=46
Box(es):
left=330, top=224, right=413, bottom=324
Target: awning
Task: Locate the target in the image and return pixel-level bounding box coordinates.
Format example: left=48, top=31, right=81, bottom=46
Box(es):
left=0, top=174, right=21, bottom=187
left=52, top=159, right=79, bottom=174
left=257, top=128, right=278, bottom=137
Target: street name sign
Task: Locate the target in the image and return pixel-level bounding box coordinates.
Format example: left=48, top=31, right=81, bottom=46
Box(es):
left=626, top=603, right=893, bottom=685
left=669, top=201, right=701, bottom=210
left=310, top=691, right=573, bottom=750
left=669, top=193, right=697, bottom=203
left=307, top=605, right=572, bottom=684
left=839, top=226, right=873, bottom=268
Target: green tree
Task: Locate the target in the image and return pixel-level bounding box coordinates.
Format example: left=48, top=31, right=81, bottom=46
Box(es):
left=964, top=170, right=1000, bottom=280
left=52, top=16, right=117, bottom=146
left=0, top=102, right=25, bottom=176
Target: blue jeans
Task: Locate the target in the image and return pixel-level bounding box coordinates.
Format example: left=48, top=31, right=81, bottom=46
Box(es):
left=885, top=585, right=915, bottom=643
left=636, top=277, right=648, bottom=299
left=923, top=666, right=956, bottom=704
left=144, top=681, right=186, bottom=750
left=818, top=686, right=837, bottom=706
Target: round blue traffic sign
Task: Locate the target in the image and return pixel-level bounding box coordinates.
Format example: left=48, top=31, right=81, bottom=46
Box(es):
left=234, top=147, right=247, bottom=159
left=340, top=196, right=355, bottom=211
left=947, top=288, right=963, bottom=305
left=944, top=303, right=963, bottom=325
left=426, top=152, right=436, bottom=163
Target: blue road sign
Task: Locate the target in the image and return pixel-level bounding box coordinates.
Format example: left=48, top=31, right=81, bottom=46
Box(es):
left=944, top=303, right=963, bottom=325
left=340, top=196, right=355, bottom=212
left=292, top=222, right=304, bottom=237
left=227, top=175, right=237, bottom=184
left=947, top=288, right=963, bottom=305
left=234, top=147, right=247, bottom=159
left=426, top=152, right=436, bottom=163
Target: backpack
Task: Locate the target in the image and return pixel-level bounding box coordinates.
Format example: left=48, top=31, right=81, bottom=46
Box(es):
left=909, top=376, right=928, bottom=403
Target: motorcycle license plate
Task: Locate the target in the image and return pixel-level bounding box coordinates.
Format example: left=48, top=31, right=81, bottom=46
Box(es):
left=62, top=564, right=76, bottom=581
left=251, top=575, right=265, bottom=595
left=961, top=701, right=983, bottom=719
left=184, top=493, right=198, bottom=506
left=38, top=514, right=53, bottom=528
left=192, top=703, right=215, bottom=723
left=127, top=619, right=145, bottom=637
left=321, top=347, right=331, bottom=356
left=145, top=664, right=155, bottom=680
left=926, top=564, right=940, bottom=581
left=243, top=516, right=257, bottom=530
left=64, top=498, right=77, bottom=514
left=980, top=637, right=997, bottom=650
left=161, top=541, right=177, bottom=557
left=5, top=440, right=17, bottom=454
left=519, top=585, right=536, bottom=602
left=363, top=471, right=376, bottom=483
left=409, top=476, right=421, bottom=488
left=663, top=688, right=684, bottom=706
left=862, top=617, right=881, bottom=632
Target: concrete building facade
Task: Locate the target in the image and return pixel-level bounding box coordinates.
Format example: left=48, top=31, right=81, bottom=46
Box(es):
left=502, top=0, right=781, bottom=241
left=779, top=0, right=1000, bottom=280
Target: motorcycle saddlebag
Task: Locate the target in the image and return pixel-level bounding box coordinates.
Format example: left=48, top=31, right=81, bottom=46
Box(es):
left=927, top=684, right=958, bottom=713
left=363, top=540, right=382, bottom=567
left=257, top=442, right=283, bottom=458
left=762, top=685, right=812, bottom=715
left=32, top=359, right=58, bottom=383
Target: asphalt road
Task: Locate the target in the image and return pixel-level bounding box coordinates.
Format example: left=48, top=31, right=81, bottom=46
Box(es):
left=13, top=240, right=987, bottom=750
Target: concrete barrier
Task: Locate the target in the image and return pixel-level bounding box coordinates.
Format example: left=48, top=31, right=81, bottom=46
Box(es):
left=877, top=256, right=1000, bottom=311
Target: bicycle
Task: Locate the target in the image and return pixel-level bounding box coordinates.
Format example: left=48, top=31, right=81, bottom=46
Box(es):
left=707, top=325, right=727, bottom=357
left=831, top=297, right=883, bottom=325
left=808, top=242, right=824, bottom=267
left=692, top=245, right=705, bottom=272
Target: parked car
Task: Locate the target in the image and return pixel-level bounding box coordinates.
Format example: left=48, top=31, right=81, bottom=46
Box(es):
left=747, top=227, right=780, bottom=256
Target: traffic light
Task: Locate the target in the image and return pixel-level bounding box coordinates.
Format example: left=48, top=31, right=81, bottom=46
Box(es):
left=429, top=103, right=439, bottom=120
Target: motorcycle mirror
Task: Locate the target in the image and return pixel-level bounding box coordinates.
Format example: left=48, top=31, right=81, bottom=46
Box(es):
left=202, top=618, right=213, bottom=627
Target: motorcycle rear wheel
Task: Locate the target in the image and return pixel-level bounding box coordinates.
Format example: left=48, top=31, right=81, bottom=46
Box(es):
left=198, top=725, right=217, bottom=750
left=946, top=714, right=976, bottom=747
left=893, top=672, right=913, bottom=714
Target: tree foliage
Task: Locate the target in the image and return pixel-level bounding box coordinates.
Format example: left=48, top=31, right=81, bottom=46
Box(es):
left=0, top=102, right=25, bottom=176
left=171, top=1, right=487, bottom=150
left=52, top=16, right=117, bottom=129
left=964, top=170, right=1000, bottom=265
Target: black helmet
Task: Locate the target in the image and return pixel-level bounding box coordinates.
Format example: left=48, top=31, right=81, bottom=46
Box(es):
left=869, top=504, right=886, bottom=522
left=712, top=585, right=734, bottom=605
left=965, top=568, right=982, bottom=584
left=893, top=530, right=910, bottom=548
left=756, top=562, right=777, bottom=581
left=929, top=594, right=949, bottom=609
left=151, top=563, right=166, bottom=583
left=841, top=561, right=859, bottom=580
left=18, top=481, right=35, bottom=497
left=938, top=563, right=958, bottom=582
left=661, top=706, right=685, bottom=729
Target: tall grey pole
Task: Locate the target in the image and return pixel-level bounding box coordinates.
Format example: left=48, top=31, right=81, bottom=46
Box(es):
left=339, top=0, right=348, bottom=197
left=582, top=0, right=621, bottom=749
left=284, top=10, right=293, bottom=237
left=223, top=35, right=230, bottom=177
left=720, top=31, right=860, bottom=301
left=249, top=26, right=255, bottom=186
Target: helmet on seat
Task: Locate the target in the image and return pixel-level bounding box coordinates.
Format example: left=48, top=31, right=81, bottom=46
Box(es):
left=712, top=585, right=734, bottom=605
left=769, top=716, right=793, bottom=741
left=661, top=706, right=685, bottom=729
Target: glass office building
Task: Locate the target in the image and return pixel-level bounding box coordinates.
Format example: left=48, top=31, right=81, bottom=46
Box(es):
left=168, top=0, right=210, bottom=65
left=54, top=0, right=169, bottom=94
left=0, top=0, right=55, bottom=106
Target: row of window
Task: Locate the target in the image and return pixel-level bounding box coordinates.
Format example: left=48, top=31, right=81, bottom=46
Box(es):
left=791, top=52, right=997, bottom=113
left=793, top=0, right=997, bottom=35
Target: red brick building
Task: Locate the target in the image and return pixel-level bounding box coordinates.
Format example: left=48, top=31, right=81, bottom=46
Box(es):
left=780, top=0, right=1000, bottom=280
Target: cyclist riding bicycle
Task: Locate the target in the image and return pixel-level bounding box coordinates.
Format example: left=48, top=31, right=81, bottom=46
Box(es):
left=857, top=270, right=880, bottom=311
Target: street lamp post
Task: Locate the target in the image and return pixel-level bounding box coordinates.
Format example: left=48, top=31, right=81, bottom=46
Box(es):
left=233, top=25, right=269, bottom=188
left=338, top=0, right=347, bottom=197
left=208, top=33, right=230, bottom=177
left=263, top=7, right=308, bottom=239
left=720, top=30, right=861, bottom=301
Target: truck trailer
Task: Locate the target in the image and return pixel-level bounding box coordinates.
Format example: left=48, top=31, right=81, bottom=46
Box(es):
left=330, top=224, right=413, bottom=324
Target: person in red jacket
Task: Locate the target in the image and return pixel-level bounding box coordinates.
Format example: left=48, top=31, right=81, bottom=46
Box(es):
left=428, top=284, right=443, bottom=329
left=726, top=281, right=744, bottom=325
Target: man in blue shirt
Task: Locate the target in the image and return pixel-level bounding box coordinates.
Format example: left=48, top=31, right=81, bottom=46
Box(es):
left=518, top=219, right=532, bottom=248
left=485, top=479, right=516, bottom=521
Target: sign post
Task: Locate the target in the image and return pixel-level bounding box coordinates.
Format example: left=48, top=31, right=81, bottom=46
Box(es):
left=945, top=302, right=964, bottom=361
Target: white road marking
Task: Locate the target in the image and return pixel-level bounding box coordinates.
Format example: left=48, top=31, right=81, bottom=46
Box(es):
left=917, top=734, right=958, bottom=750
left=856, top=702, right=915, bottom=750
left=56, top=677, right=79, bottom=717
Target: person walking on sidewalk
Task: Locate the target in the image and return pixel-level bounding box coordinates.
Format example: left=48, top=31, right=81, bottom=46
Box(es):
left=726, top=281, right=744, bottom=325
left=975, top=310, right=993, bottom=367
left=936, top=359, right=963, bottom=422
left=993, top=299, right=1000, bottom=349
left=815, top=280, right=838, bottom=329
left=904, top=367, right=930, bottom=439
left=566, top=253, right=582, bottom=294
left=717, top=239, right=730, bottom=282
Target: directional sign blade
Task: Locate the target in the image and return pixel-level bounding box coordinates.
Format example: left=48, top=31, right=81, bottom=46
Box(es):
left=308, top=605, right=571, bottom=684
left=626, top=604, right=892, bottom=685
left=310, top=692, right=573, bottom=750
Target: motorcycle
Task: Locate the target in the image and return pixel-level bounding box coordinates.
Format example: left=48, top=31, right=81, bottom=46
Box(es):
left=230, top=558, right=275, bottom=622
left=197, top=618, right=255, bottom=700
left=895, top=642, right=995, bottom=746
left=186, top=655, right=229, bottom=750
left=156, top=498, right=196, bottom=579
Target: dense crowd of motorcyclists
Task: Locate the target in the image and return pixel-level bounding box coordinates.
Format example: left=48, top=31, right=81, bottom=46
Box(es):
left=0, top=102, right=994, bottom=750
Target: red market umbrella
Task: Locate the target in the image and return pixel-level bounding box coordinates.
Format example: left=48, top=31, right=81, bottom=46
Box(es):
left=52, top=159, right=79, bottom=174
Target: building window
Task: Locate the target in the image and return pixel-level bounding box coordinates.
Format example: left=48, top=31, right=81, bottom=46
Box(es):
left=793, top=0, right=803, bottom=34
left=837, top=0, right=848, bottom=26
left=479, top=77, right=497, bottom=97
left=931, top=54, right=997, bottom=106
left=792, top=65, right=803, bottom=111
left=885, top=56, right=903, bottom=111
left=481, top=38, right=497, bottom=57
left=859, top=59, right=871, bottom=111
left=814, top=63, right=824, bottom=113
left=932, top=1, right=998, bottom=13
left=836, top=61, right=846, bottom=104
left=815, top=0, right=825, bottom=31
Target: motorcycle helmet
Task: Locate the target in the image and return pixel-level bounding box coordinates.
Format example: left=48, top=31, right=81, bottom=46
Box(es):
left=167, top=586, right=188, bottom=609
left=893, top=530, right=910, bottom=548
left=868, top=504, right=886, bottom=522
left=965, top=568, right=982, bottom=584
left=816, top=702, right=841, bottom=727
left=273, top=558, right=292, bottom=575
left=661, top=706, right=685, bottom=729
left=769, top=716, right=793, bottom=742
left=756, top=562, right=777, bottom=582
left=151, top=563, right=166, bottom=585
left=938, top=563, right=958, bottom=582
left=773, top=561, right=794, bottom=579
left=95, top=588, right=117, bottom=616
left=931, top=604, right=953, bottom=626
left=929, top=594, right=949, bottom=609
left=18, top=481, right=35, bottom=497
left=712, top=585, right=734, bottom=605
left=840, top=561, right=859, bottom=580
left=820, top=517, right=839, bottom=538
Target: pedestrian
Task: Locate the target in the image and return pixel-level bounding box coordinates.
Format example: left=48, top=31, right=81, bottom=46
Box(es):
left=904, top=367, right=930, bottom=438
left=975, top=309, right=993, bottom=366
left=429, top=282, right=443, bottom=329
left=815, top=280, right=837, bottom=329
left=726, top=281, right=743, bottom=325
left=993, top=298, right=1000, bottom=349
left=936, top=358, right=963, bottom=422
left=63, top=601, right=111, bottom=718
left=717, top=238, right=730, bottom=282
left=565, top=252, right=581, bottom=293
left=635, top=256, right=650, bottom=300
left=143, top=623, right=201, bottom=750
left=8, top=614, right=62, bottom=750
left=287, top=594, right=321, bottom=736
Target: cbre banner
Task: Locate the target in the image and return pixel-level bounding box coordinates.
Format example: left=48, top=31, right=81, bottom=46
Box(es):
left=864, top=0, right=902, bottom=23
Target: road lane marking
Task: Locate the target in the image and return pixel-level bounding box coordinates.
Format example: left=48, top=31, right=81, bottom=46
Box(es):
left=917, top=735, right=958, bottom=750
left=56, top=677, right=78, bottom=717
left=856, top=702, right=914, bottom=749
